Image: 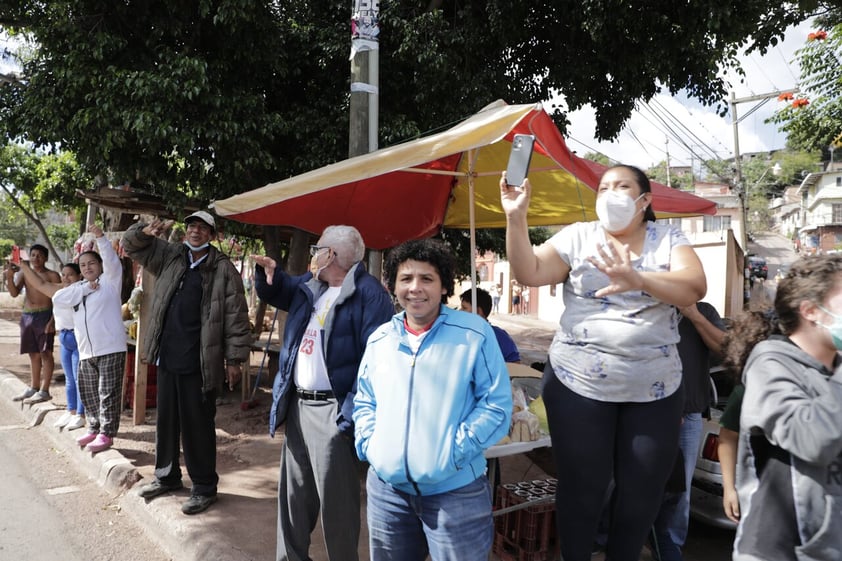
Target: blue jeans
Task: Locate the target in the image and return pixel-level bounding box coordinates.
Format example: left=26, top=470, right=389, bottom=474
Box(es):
left=653, top=412, right=704, bottom=561
left=366, top=468, right=493, bottom=561
left=58, top=330, right=83, bottom=414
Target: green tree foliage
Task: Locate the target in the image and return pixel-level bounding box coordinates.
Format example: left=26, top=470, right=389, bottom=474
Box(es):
left=770, top=23, right=842, bottom=153
left=581, top=152, right=612, bottom=166
left=0, top=1, right=819, bottom=195
left=0, top=239, right=14, bottom=260
left=646, top=161, right=694, bottom=191
left=0, top=142, right=88, bottom=260
left=0, top=1, right=826, bottom=271
left=46, top=222, right=80, bottom=258
left=0, top=193, right=37, bottom=246
left=698, top=149, right=820, bottom=233
left=770, top=150, right=822, bottom=189
left=440, top=226, right=552, bottom=280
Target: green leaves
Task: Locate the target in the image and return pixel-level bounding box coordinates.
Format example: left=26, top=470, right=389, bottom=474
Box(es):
left=770, top=22, right=842, bottom=153
left=0, top=0, right=822, bottom=225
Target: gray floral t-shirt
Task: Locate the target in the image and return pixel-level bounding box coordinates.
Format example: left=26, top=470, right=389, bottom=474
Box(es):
left=547, top=221, right=688, bottom=402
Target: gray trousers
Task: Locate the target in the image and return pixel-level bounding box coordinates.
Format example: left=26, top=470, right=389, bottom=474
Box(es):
left=276, top=395, right=361, bottom=561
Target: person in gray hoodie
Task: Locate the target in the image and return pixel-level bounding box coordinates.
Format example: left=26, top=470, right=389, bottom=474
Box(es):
left=733, top=253, right=842, bottom=561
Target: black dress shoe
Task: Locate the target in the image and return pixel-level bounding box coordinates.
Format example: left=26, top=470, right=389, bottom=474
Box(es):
left=182, top=494, right=218, bottom=515
left=138, top=479, right=184, bottom=499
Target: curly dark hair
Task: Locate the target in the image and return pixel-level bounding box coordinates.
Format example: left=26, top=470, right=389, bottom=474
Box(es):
left=384, top=239, right=456, bottom=303
left=721, top=309, right=780, bottom=382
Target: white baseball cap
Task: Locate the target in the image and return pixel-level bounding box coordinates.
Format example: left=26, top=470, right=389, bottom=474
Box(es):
left=184, top=210, right=216, bottom=232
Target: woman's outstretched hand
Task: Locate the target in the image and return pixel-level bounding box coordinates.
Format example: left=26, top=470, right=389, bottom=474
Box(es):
left=588, top=240, right=644, bottom=297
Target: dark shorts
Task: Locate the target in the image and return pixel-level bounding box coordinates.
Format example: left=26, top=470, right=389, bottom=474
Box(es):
left=20, top=310, right=54, bottom=354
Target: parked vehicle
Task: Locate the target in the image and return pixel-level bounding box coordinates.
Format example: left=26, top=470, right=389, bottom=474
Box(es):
left=689, top=368, right=737, bottom=530
left=747, top=256, right=768, bottom=280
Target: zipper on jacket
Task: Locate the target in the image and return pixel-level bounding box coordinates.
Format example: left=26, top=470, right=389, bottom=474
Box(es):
left=81, top=294, right=95, bottom=356
left=403, top=350, right=422, bottom=495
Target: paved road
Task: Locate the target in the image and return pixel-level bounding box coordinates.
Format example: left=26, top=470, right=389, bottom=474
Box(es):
left=0, top=391, right=169, bottom=561
left=746, top=232, right=800, bottom=310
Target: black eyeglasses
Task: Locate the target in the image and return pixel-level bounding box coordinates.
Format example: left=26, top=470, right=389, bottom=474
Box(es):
left=309, top=245, right=330, bottom=257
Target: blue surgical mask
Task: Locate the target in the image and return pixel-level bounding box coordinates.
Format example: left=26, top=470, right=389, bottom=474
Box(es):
left=816, top=304, right=842, bottom=350
left=183, top=240, right=210, bottom=252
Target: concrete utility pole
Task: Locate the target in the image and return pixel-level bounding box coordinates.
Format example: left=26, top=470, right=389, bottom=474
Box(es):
left=349, top=0, right=379, bottom=157
left=729, top=88, right=798, bottom=251
left=349, top=0, right=382, bottom=277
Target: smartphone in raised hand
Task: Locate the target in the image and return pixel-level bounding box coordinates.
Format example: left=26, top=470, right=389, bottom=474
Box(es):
left=10, top=245, right=20, bottom=265
left=506, top=134, right=536, bottom=187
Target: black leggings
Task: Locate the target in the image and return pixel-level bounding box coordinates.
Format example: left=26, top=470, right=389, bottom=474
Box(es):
left=542, top=364, right=682, bottom=561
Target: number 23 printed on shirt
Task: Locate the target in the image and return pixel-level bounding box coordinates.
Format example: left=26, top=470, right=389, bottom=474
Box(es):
left=300, top=328, right=318, bottom=355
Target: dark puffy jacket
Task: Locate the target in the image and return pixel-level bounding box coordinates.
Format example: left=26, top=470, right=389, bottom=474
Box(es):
left=255, top=261, right=394, bottom=437
left=122, top=223, right=252, bottom=393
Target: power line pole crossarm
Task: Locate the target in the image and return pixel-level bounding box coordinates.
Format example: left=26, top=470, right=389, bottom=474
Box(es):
left=729, top=87, right=799, bottom=251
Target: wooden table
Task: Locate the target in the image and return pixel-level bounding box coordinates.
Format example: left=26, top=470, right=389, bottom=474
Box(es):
left=242, top=340, right=281, bottom=402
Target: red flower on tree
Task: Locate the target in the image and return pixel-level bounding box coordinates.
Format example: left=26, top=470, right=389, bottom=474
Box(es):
left=808, top=30, right=828, bottom=41
left=792, top=98, right=810, bottom=108
left=778, top=92, right=794, bottom=101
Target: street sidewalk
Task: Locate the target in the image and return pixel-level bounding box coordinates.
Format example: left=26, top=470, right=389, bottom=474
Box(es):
left=0, top=313, right=556, bottom=561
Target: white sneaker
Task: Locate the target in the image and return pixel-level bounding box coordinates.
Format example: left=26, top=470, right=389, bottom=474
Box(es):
left=24, top=390, right=51, bottom=404
left=12, top=387, right=37, bottom=401
left=65, top=415, right=86, bottom=431
left=53, top=411, right=73, bottom=428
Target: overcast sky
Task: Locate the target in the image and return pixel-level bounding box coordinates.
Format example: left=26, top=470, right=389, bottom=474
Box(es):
left=555, top=19, right=815, bottom=172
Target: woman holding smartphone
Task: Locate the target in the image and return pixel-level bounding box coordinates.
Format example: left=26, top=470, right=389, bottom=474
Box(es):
left=500, top=164, right=706, bottom=561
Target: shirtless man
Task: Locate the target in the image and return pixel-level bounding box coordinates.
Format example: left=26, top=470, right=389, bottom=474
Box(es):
left=4, top=244, right=61, bottom=403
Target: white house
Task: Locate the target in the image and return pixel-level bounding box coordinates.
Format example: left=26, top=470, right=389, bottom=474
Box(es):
left=797, top=166, right=842, bottom=254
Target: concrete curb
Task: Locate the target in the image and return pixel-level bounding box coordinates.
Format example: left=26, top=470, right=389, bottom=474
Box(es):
left=0, top=368, right=140, bottom=493
left=0, top=367, right=254, bottom=561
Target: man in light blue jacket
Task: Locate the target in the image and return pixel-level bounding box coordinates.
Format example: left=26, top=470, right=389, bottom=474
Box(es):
left=354, top=239, right=512, bottom=561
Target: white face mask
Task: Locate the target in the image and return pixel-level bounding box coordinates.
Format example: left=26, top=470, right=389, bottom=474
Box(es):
left=596, top=191, right=646, bottom=232
left=183, top=240, right=210, bottom=252
left=310, top=249, right=332, bottom=281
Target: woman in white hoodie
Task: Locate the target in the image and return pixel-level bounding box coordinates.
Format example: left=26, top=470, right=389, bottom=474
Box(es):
left=53, top=224, right=127, bottom=454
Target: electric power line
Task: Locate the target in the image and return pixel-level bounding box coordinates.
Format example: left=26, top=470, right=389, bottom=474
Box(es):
left=647, top=99, right=724, bottom=161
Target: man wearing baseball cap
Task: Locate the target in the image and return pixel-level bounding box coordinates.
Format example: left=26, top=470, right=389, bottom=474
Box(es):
left=122, top=211, right=251, bottom=515
left=184, top=210, right=216, bottom=232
